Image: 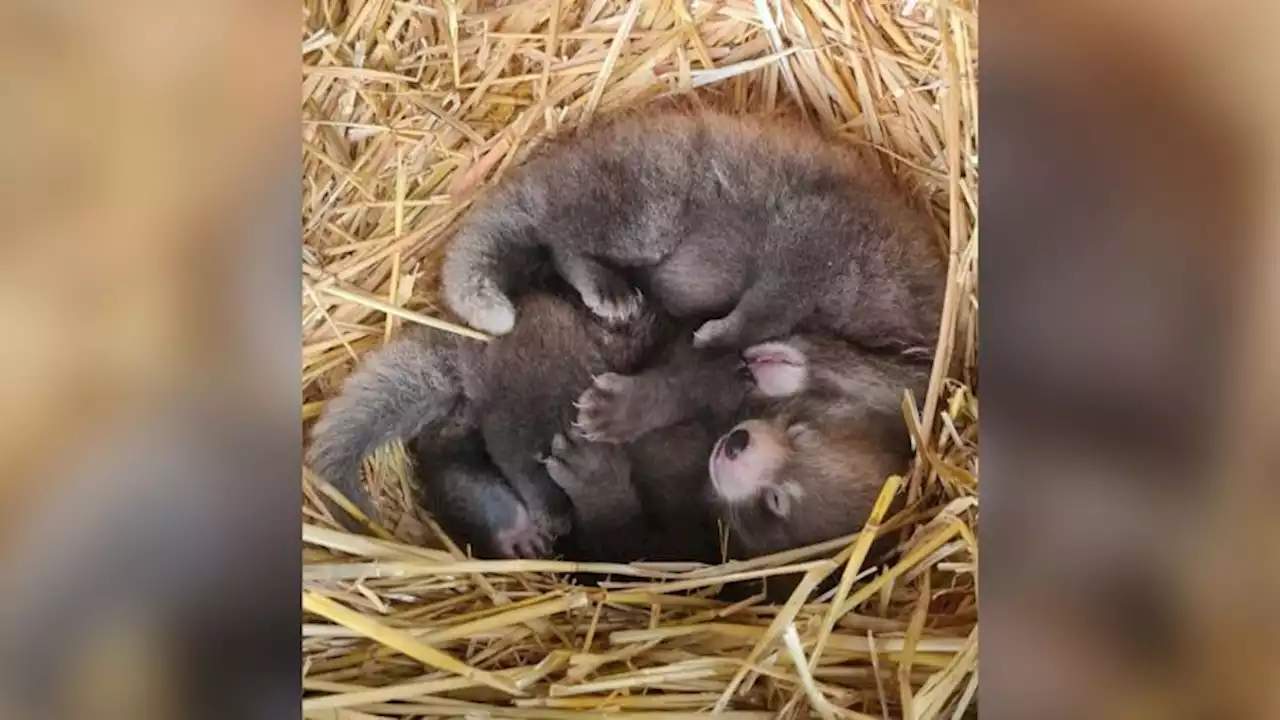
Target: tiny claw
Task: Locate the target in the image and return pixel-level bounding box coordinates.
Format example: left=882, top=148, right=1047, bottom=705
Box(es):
left=551, top=433, right=569, bottom=455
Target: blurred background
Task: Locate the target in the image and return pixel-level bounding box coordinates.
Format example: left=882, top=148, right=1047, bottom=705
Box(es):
left=0, top=0, right=1276, bottom=718
left=983, top=1, right=1280, bottom=718
left=0, top=0, right=300, bottom=718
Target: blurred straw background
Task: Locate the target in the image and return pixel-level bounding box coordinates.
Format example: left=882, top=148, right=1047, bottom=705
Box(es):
left=302, top=0, right=977, bottom=717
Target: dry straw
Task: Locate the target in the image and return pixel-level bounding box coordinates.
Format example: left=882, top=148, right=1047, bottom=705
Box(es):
left=302, top=0, right=978, bottom=717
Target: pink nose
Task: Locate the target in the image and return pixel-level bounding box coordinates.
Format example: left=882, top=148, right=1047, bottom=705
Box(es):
left=723, top=428, right=750, bottom=459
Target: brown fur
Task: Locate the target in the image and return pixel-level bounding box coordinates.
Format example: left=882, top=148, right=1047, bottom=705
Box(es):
left=307, top=282, right=927, bottom=564
left=305, top=279, right=680, bottom=556
left=312, top=105, right=941, bottom=562
left=551, top=333, right=930, bottom=561
left=441, top=104, right=944, bottom=354
left=711, top=399, right=912, bottom=558
left=722, top=336, right=926, bottom=558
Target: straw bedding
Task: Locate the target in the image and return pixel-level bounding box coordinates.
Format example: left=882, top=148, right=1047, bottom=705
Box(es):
left=302, top=0, right=977, bottom=717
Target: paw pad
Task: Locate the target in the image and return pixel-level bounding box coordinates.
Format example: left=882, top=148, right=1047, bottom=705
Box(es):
left=743, top=342, right=808, bottom=397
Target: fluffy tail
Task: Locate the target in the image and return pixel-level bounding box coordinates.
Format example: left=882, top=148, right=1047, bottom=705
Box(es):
left=441, top=184, right=554, bottom=336
left=306, top=327, right=477, bottom=530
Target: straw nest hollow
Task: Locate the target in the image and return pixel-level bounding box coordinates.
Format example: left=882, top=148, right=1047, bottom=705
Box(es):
left=302, top=0, right=977, bottom=717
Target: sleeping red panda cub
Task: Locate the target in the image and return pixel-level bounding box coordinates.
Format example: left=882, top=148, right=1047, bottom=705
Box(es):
left=551, top=333, right=929, bottom=560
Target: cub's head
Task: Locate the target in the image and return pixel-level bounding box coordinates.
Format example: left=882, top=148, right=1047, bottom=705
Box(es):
left=707, top=335, right=923, bottom=557
left=708, top=412, right=909, bottom=558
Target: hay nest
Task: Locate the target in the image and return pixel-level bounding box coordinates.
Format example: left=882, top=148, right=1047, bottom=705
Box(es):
left=302, top=0, right=977, bottom=717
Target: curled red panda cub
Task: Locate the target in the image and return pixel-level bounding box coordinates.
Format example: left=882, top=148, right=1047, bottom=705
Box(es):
left=558, top=334, right=929, bottom=559
left=305, top=282, right=678, bottom=556
left=442, top=104, right=944, bottom=355
left=713, top=337, right=926, bottom=556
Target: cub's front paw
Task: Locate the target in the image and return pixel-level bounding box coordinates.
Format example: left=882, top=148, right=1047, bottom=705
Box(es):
left=582, top=280, right=646, bottom=326
left=542, top=432, right=631, bottom=495
left=692, top=316, right=742, bottom=349
left=573, top=373, right=654, bottom=443
left=743, top=341, right=809, bottom=397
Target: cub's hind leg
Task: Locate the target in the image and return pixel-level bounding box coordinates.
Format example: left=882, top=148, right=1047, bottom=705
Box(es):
left=552, top=251, right=644, bottom=325
left=416, top=435, right=552, bottom=559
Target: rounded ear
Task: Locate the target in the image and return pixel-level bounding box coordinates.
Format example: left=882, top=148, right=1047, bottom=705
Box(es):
left=763, top=485, right=791, bottom=518
left=786, top=423, right=813, bottom=443
left=786, top=423, right=826, bottom=452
